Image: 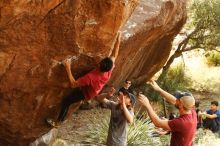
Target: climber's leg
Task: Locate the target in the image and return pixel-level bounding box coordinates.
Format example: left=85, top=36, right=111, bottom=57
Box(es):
left=65, top=101, right=82, bottom=120
left=46, top=87, right=84, bottom=127
left=57, top=87, right=85, bottom=122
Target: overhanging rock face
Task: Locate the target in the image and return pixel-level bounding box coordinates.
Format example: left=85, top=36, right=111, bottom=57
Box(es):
left=0, top=0, right=186, bottom=145
left=110, top=0, right=187, bottom=86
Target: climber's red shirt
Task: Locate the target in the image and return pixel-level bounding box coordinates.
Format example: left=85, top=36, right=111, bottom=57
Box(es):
left=78, top=66, right=114, bottom=100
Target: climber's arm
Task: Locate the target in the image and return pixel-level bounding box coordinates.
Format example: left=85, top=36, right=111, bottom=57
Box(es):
left=63, top=60, right=79, bottom=88
left=96, top=87, right=116, bottom=103
left=109, top=32, right=121, bottom=63
left=96, top=93, right=110, bottom=104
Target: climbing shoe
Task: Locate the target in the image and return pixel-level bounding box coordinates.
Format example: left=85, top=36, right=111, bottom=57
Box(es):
left=46, top=118, right=60, bottom=128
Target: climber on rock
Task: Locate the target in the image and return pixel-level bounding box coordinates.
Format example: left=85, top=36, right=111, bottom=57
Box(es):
left=46, top=32, right=121, bottom=127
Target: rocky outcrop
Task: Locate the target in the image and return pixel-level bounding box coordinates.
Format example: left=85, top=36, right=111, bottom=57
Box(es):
left=110, top=0, right=187, bottom=86
left=29, top=128, right=58, bottom=146
left=0, top=0, right=186, bottom=145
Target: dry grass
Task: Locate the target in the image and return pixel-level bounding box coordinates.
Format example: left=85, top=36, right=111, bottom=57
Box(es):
left=195, top=129, right=220, bottom=146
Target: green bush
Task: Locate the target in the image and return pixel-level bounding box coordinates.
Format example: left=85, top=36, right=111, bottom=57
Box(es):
left=82, top=114, right=109, bottom=144
left=82, top=111, right=170, bottom=146
left=141, top=64, right=192, bottom=101
left=205, top=51, right=220, bottom=66
left=160, top=64, right=192, bottom=93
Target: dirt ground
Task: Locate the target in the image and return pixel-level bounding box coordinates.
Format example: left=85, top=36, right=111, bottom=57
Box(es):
left=57, top=107, right=110, bottom=145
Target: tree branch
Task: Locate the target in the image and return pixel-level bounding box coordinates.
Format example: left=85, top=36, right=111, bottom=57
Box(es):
left=182, top=46, right=201, bottom=52
left=176, top=26, right=200, bottom=52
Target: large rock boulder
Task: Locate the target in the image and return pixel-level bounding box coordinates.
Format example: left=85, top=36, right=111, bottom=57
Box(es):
left=110, top=0, right=187, bottom=86
left=0, top=0, right=186, bottom=145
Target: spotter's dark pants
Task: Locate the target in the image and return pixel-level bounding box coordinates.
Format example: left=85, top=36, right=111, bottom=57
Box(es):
left=203, top=118, right=219, bottom=133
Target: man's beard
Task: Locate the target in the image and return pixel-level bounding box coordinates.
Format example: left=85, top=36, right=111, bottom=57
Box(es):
left=175, top=104, right=180, bottom=109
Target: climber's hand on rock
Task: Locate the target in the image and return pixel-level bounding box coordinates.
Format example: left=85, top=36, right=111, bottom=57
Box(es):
left=63, top=58, right=71, bottom=68
left=116, top=32, right=121, bottom=43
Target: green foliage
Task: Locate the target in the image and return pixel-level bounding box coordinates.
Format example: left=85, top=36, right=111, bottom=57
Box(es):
left=127, top=118, right=156, bottom=145
left=155, top=0, right=220, bottom=96
left=53, top=124, right=220, bottom=146
left=160, top=64, right=191, bottom=93
left=205, top=51, right=220, bottom=66
left=142, top=64, right=192, bottom=101
left=82, top=111, right=170, bottom=146
left=81, top=113, right=109, bottom=144
left=187, top=0, right=220, bottom=51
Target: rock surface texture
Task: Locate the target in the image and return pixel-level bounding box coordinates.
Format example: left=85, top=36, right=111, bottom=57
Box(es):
left=0, top=0, right=186, bottom=145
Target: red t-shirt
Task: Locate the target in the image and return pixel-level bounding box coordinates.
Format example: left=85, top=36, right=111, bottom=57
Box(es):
left=168, top=109, right=197, bottom=146
left=78, top=67, right=114, bottom=100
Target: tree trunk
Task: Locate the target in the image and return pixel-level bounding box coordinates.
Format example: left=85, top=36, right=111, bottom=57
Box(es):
left=157, top=48, right=182, bottom=118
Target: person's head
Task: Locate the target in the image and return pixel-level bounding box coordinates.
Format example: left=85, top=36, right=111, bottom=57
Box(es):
left=118, top=90, right=136, bottom=109
left=99, top=57, right=113, bottom=72
left=195, top=100, right=200, bottom=108
left=210, top=101, right=218, bottom=111
left=173, top=91, right=195, bottom=112
left=124, top=80, right=132, bottom=89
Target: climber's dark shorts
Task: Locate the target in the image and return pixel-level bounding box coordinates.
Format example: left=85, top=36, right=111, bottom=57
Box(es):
left=57, top=87, right=85, bottom=122
left=63, top=88, right=85, bottom=104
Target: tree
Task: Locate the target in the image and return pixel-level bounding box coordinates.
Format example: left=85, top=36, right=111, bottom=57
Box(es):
left=159, top=0, right=220, bottom=81
left=160, top=0, right=220, bottom=80
left=158, top=0, right=220, bottom=117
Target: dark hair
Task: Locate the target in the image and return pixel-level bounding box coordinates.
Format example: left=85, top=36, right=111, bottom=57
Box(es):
left=125, top=79, right=131, bottom=84
left=99, top=57, right=113, bottom=72
left=195, top=101, right=200, bottom=108
left=211, top=101, right=219, bottom=106
left=125, top=79, right=131, bottom=82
